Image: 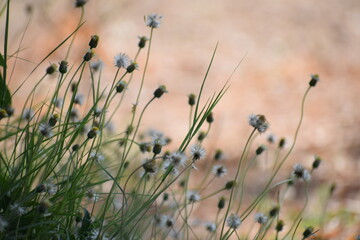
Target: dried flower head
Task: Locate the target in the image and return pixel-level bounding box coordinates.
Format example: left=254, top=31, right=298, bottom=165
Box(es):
left=165, top=152, right=187, bottom=168
left=212, top=165, right=228, bottom=177
left=145, top=14, right=162, bottom=28
left=39, top=123, right=52, bottom=138
left=114, top=53, right=131, bottom=69
left=226, top=213, right=242, bottom=229
left=248, top=114, right=269, bottom=133
left=190, top=144, right=206, bottom=161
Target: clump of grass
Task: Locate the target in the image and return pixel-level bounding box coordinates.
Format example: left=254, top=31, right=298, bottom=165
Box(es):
left=0, top=1, right=331, bottom=240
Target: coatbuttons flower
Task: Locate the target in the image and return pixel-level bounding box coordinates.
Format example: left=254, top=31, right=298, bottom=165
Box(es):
left=145, top=14, right=162, bottom=28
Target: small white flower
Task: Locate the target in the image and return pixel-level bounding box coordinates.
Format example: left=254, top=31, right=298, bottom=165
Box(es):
left=90, top=151, right=105, bottom=163
left=226, top=213, right=242, bottom=230
left=190, top=144, right=206, bottom=161
left=114, top=53, right=131, bottom=69
left=54, top=98, right=63, bottom=108
left=212, top=165, right=228, bottom=177
left=187, top=191, right=201, bottom=203
left=74, top=94, right=84, bottom=105
left=292, top=164, right=311, bottom=182
left=90, top=60, right=104, bottom=72
left=39, top=123, right=52, bottom=138
left=248, top=114, right=269, bottom=133
left=164, top=215, right=175, bottom=228
left=205, top=222, right=216, bottom=232
left=70, top=108, right=80, bottom=121
left=255, top=213, right=268, bottom=224
left=267, top=134, right=276, bottom=144
left=166, top=152, right=187, bottom=168
left=45, top=183, right=58, bottom=195
left=145, top=14, right=162, bottom=28
left=10, top=203, right=27, bottom=216
left=22, top=108, right=35, bottom=120
left=86, top=189, right=99, bottom=203
left=0, top=216, right=8, bottom=232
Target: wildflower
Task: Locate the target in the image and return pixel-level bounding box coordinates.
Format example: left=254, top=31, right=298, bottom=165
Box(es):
left=278, top=138, right=286, bottom=148
left=302, top=226, right=314, bottom=239
left=218, top=197, right=226, bottom=209
left=142, top=159, right=157, bottom=174
left=139, top=142, right=152, bottom=153
left=214, top=149, right=224, bottom=161
left=255, top=213, right=268, bottom=224
left=292, top=164, right=311, bottom=182
left=46, top=64, right=57, bottom=75
left=72, top=144, right=80, bottom=152
left=212, top=165, right=228, bottom=177
left=39, top=123, right=52, bottom=138
left=90, top=59, right=104, bottom=72
left=248, top=114, right=269, bottom=133
left=309, top=74, right=319, bottom=87
left=226, top=213, right=242, bottom=230
left=187, top=191, right=201, bottom=203
left=45, top=183, right=58, bottom=195
left=10, top=203, right=27, bottom=216
left=87, top=127, right=100, bottom=139
left=188, top=93, right=196, bottom=106
left=93, top=108, right=102, bottom=118
left=148, top=129, right=167, bottom=144
left=165, top=152, right=187, bottom=168
left=153, top=85, right=167, bottom=98
left=116, top=80, right=127, bottom=93
left=59, top=60, right=68, bottom=74
left=75, top=0, right=87, bottom=7
left=114, top=53, right=131, bottom=69
left=126, top=62, right=139, bottom=73
left=255, top=145, right=266, bottom=155
left=89, top=35, right=99, bottom=49
left=138, top=36, right=149, bottom=48
left=85, top=189, right=99, bottom=202
left=205, top=222, right=216, bottom=232
left=5, top=106, right=14, bottom=117
left=0, top=216, right=8, bottom=232
left=164, top=216, right=174, bottom=228
left=197, top=131, right=206, bottom=141
left=312, top=155, right=322, bottom=169
left=275, top=220, right=284, bottom=232
left=206, top=112, right=214, bottom=123
left=83, top=50, right=94, bottom=62
left=145, top=14, right=162, bottom=28
left=89, top=151, right=104, bottom=163
left=74, top=94, right=84, bottom=105
left=267, top=134, right=276, bottom=144
left=225, top=180, right=236, bottom=190
left=54, top=98, right=63, bottom=108
left=190, top=144, right=206, bottom=161
left=48, top=113, right=59, bottom=127
left=22, top=108, right=34, bottom=120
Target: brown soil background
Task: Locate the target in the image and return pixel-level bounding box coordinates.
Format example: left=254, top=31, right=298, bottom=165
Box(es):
left=2, top=0, right=360, bottom=238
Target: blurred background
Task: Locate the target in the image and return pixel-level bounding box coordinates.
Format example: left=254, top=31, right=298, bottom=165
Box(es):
left=2, top=0, right=360, bottom=238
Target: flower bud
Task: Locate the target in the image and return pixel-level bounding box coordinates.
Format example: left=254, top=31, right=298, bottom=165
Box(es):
left=188, top=94, right=196, bottom=106
left=309, top=74, right=319, bottom=87
left=72, top=144, right=80, bottom=152
left=225, top=180, right=236, bottom=190
left=302, top=226, right=314, bottom=239
left=269, top=206, right=279, bottom=217
left=256, top=145, right=266, bottom=155
left=59, top=60, right=68, bottom=74
left=312, top=156, right=321, bottom=169
left=83, top=50, right=94, bottom=62
left=0, top=109, right=8, bottom=120
left=116, top=81, right=127, bottom=93
left=163, top=193, right=169, bottom=201
left=75, top=0, right=87, bottom=7
left=48, top=114, right=59, bottom=127
left=138, top=36, right=148, bottom=48
left=75, top=210, right=83, bottom=223
left=153, top=143, right=162, bottom=155
left=126, top=63, right=138, bottom=73
left=46, top=64, right=57, bottom=75
left=278, top=138, right=286, bottom=149
left=206, top=112, right=214, bottom=123
left=275, top=220, right=284, bottom=232
left=154, top=85, right=167, bottom=98
left=89, top=35, right=99, bottom=49
left=218, top=197, right=226, bottom=209
left=87, top=127, right=99, bottom=139
left=197, top=131, right=206, bottom=141
left=214, top=149, right=224, bottom=161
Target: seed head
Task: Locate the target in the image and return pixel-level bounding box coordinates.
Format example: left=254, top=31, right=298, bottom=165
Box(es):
left=218, top=197, right=226, bottom=209
left=114, top=53, right=131, bottom=69
left=87, top=126, right=99, bottom=139
left=226, top=213, right=242, bottom=230
left=255, top=145, right=266, bottom=155
left=126, top=62, right=139, bottom=73
left=145, top=14, right=162, bottom=28
left=302, top=226, right=314, bottom=239
left=214, top=149, right=224, bottom=161
left=83, top=50, right=94, bottom=62
left=312, top=155, right=322, bottom=169
left=48, top=114, right=59, bottom=127
left=278, top=138, right=286, bottom=149
left=206, top=112, right=214, bottom=123
left=275, top=220, right=284, bottom=232
left=188, top=93, right=196, bottom=106
left=225, top=180, right=236, bottom=190
left=269, top=206, right=279, bottom=217
left=75, top=0, right=87, bottom=7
